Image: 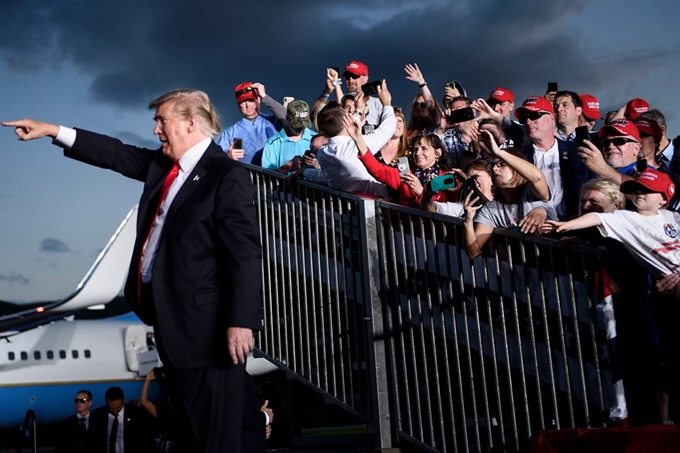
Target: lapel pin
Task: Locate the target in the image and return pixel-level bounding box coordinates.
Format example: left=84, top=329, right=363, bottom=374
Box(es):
left=193, top=175, right=200, bottom=182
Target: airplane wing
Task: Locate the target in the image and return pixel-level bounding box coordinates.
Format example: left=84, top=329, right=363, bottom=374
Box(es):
left=0, top=206, right=137, bottom=338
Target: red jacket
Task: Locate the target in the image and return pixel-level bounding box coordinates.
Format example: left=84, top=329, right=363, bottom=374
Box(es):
left=358, top=151, right=458, bottom=208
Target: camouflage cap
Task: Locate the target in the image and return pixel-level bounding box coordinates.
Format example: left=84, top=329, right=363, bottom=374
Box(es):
left=286, top=99, right=311, bottom=129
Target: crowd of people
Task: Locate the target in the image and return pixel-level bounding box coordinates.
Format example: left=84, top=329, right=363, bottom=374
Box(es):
left=218, top=60, right=680, bottom=426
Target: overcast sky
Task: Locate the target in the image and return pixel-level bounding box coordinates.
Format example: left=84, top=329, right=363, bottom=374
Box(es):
left=1, top=0, right=679, bottom=302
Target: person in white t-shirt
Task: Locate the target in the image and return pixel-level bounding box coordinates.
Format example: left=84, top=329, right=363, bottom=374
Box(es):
left=547, top=168, right=680, bottom=297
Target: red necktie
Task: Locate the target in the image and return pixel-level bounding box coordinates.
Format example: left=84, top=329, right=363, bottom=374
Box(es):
left=137, top=162, right=181, bottom=305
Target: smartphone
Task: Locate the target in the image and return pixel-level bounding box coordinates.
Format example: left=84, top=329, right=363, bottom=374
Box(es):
left=397, top=157, right=410, bottom=176
left=233, top=138, right=243, bottom=149
left=430, top=174, right=457, bottom=192
left=574, top=126, right=590, bottom=147
left=282, top=97, right=294, bottom=108
left=331, top=66, right=340, bottom=75
left=547, top=82, right=558, bottom=92
left=461, top=175, right=489, bottom=207
left=362, top=124, right=375, bottom=134
left=361, top=80, right=382, bottom=97
left=636, top=157, right=647, bottom=173
left=447, top=107, right=475, bottom=124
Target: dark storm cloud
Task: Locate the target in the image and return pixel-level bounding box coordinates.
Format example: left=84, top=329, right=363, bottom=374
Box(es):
left=0, top=273, right=30, bottom=285
left=1, top=0, right=626, bottom=124
left=39, top=238, right=71, bottom=253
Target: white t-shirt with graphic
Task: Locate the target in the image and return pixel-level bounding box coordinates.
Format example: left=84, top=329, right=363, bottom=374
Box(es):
left=596, top=209, right=680, bottom=277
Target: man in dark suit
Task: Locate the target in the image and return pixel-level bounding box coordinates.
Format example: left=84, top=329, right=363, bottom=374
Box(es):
left=3, top=88, right=262, bottom=453
left=514, top=95, right=593, bottom=219
left=54, top=390, right=93, bottom=453
left=86, top=386, right=155, bottom=453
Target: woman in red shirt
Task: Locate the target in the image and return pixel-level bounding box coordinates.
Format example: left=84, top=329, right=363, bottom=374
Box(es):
left=355, top=128, right=457, bottom=208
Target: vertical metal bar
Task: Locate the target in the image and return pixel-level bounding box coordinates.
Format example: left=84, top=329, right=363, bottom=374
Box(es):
left=515, top=239, right=545, bottom=430
left=359, top=199, right=395, bottom=448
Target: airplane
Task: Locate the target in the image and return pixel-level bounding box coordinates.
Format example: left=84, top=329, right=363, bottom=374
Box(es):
left=0, top=205, right=277, bottom=429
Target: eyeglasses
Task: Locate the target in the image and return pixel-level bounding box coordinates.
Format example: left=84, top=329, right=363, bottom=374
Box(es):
left=345, top=73, right=361, bottom=80
left=74, top=398, right=90, bottom=404
left=518, top=111, right=550, bottom=124
left=235, top=87, right=254, bottom=96
left=413, top=102, right=427, bottom=109
left=601, top=137, right=637, bottom=148
left=486, top=160, right=508, bottom=171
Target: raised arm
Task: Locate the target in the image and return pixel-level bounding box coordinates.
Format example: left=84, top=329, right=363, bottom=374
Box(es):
left=252, top=83, right=288, bottom=126
left=140, top=369, right=158, bottom=418
left=483, top=130, right=550, bottom=201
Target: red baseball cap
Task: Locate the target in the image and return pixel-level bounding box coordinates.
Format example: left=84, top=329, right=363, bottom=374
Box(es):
left=579, top=94, right=604, bottom=120
left=620, top=167, right=675, bottom=202
left=488, top=87, right=514, bottom=104
left=624, top=98, right=650, bottom=120
left=598, top=118, right=640, bottom=141
left=343, top=61, right=368, bottom=77
left=234, top=82, right=257, bottom=103
left=514, top=95, right=555, bottom=119
left=634, top=118, right=663, bottom=142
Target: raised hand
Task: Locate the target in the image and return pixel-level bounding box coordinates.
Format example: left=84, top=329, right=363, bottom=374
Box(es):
left=404, top=63, right=425, bottom=85
left=376, top=80, right=392, bottom=107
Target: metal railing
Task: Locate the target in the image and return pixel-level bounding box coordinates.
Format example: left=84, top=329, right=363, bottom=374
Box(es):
left=246, top=165, right=617, bottom=452
left=17, top=409, right=37, bottom=453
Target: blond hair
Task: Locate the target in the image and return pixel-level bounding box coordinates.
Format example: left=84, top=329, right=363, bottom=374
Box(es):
left=580, top=178, right=626, bottom=210
left=149, top=89, right=221, bottom=138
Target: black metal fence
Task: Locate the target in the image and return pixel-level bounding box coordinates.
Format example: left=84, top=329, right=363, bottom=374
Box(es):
left=246, top=165, right=619, bottom=452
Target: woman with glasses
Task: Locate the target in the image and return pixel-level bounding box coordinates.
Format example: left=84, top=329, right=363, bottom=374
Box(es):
left=404, top=63, right=441, bottom=141
left=463, top=130, right=557, bottom=259
left=348, top=110, right=455, bottom=208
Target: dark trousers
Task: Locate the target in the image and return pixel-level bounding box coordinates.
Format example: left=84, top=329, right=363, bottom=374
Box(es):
left=165, top=362, right=246, bottom=453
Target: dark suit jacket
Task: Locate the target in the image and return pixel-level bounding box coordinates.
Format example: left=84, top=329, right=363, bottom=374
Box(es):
left=522, top=139, right=593, bottom=219
left=86, top=404, right=155, bottom=453
left=54, top=414, right=88, bottom=453
left=64, top=130, right=262, bottom=369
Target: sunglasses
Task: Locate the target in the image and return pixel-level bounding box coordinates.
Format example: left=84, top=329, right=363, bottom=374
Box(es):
left=235, top=87, right=254, bottom=96
left=74, top=398, right=90, bottom=404
left=486, top=160, right=508, bottom=171
left=518, top=111, right=550, bottom=124
left=601, top=137, right=637, bottom=148
left=413, top=102, right=427, bottom=108
left=345, top=73, right=361, bottom=80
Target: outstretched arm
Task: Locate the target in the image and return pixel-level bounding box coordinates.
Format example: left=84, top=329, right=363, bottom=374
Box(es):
left=3, top=119, right=60, bottom=141
left=545, top=212, right=602, bottom=232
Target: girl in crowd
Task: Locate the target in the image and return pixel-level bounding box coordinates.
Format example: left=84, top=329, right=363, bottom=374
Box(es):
left=374, top=108, right=411, bottom=167
left=463, top=130, right=556, bottom=258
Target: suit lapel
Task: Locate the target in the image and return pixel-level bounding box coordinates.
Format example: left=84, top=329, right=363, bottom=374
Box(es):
left=164, top=143, right=216, bottom=224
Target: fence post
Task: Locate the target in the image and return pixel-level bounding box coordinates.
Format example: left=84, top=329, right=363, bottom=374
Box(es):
left=357, top=199, right=395, bottom=450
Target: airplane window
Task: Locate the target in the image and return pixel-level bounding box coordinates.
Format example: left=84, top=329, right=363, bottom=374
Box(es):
left=34, top=351, right=41, bottom=360
left=21, top=351, right=28, bottom=361
left=47, top=350, right=54, bottom=359
left=84, top=349, right=91, bottom=358
left=72, top=350, right=79, bottom=359
left=59, top=350, right=66, bottom=359
left=8, top=352, right=15, bottom=361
